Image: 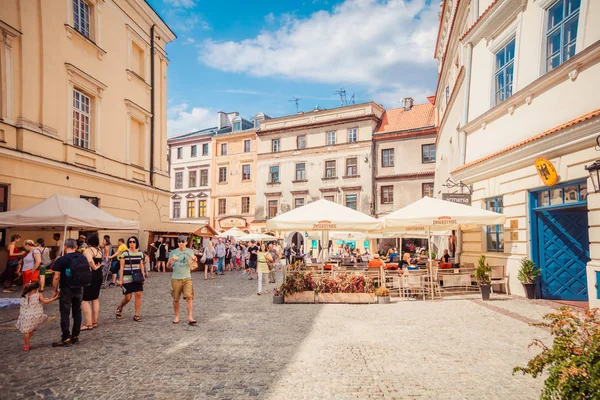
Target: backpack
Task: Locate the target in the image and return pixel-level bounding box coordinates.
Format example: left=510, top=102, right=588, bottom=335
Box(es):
left=66, top=253, right=92, bottom=288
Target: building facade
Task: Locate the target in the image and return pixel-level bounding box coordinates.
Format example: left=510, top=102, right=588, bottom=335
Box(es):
left=167, top=129, right=213, bottom=226
left=0, top=0, right=175, bottom=250
left=374, top=98, right=437, bottom=216
left=255, top=103, right=384, bottom=246
left=433, top=0, right=600, bottom=307
left=211, top=112, right=264, bottom=232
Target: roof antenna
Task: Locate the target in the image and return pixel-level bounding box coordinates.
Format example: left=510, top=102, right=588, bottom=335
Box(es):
left=350, top=93, right=355, bottom=105
left=333, top=87, right=347, bottom=106
left=289, top=97, right=301, bottom=113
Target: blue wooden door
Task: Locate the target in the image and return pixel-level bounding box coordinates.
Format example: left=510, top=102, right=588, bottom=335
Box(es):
left=537, top=208, right=589, bottom=301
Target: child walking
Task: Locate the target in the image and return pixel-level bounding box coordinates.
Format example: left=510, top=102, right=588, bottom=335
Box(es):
left=16, top=281, right=58, bottom=351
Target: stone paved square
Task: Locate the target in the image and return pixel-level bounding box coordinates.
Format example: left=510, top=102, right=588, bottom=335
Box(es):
left=0, top=271, right=554, bottom=399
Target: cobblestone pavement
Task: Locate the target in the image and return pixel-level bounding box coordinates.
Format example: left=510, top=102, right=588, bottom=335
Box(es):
left=0, top=271, right=557, bottom=399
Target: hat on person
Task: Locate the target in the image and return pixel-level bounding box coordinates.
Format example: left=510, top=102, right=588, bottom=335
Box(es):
left=23, top=239, right=36, bottom=246
left=177, top=235, right=188, bottom=242
left=79, top=235, right=86, bottom=240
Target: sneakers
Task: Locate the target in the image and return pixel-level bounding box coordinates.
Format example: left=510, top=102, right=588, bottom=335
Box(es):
left=52, top=338, right=72, bottom=347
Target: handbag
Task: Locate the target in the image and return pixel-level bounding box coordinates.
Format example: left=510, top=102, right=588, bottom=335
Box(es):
left=125, top=251, right=145, bottom=284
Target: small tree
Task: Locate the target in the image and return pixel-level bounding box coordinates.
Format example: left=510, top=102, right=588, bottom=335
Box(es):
left=517, top=258, right=540, bottom=284
left=513, top=307, right=600, bottom=400
left=474, top=254, right=491, bottom=285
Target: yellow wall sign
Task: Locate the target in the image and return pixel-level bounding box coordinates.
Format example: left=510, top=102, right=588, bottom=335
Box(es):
left=535, top=157, right=558, bottom=187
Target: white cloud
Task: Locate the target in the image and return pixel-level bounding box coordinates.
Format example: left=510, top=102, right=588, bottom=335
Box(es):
left=264, top=12, right=276, bottom=24
left=167, top=103, right=217, bottom=136
left=164, top=0, right=195, bottom=8
left=183, top=37, right=196, bottom=45
left=218, top=89, right=269, bottom=95
left=199, top=0, right=438, bottom=102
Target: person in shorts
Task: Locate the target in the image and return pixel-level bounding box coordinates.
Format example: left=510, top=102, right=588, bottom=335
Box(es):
left=115, top=237, right=146, bottom=322
left=247, top=240, right=259, bottom=280
left=151, top=237, right=169, bottom=272
left=168, top=236, right=197, bottom=325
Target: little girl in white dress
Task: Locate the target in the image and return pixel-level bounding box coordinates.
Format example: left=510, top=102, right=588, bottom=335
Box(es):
left=16, top=281, right=58, bottom=351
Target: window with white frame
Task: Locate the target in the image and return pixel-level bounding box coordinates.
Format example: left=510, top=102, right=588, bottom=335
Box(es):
left=191, top=145, right=197, bottom=157
left=269, top=166, right=279, bottom=183
left=218, top=167, right=227, bottom=183
left=546, top=0, right=580, bottom=72
left=73, top=0, right=91, bottom=38
left=346, top=157, right=358, bottom=176
left=233, top=120, right=241, bottom=132
left=486, top=197, right=504, bottom=252
left=172, top=202, right=181, bottom=219
left=495, top=38, right=515, bottom=104
left=345, top=194, right=357, bottom=210
left=189, top=170, right=197, bottom=188
left=382, top=149, right=394, bottom=167
left=381, top=186, right=393, bottom=204
left=297, top=135, right=306, bottom=149
left=175, top=172, right=183, bottom=189
left=177, top=147, right=183, bottom=159
left=73, top=89, right=91, bottom=149
left=202, top=143, right=209, bottom=156
left=327, top=131, right=336, bottom=145
left=422, top=144, right=436, bottom=163
left=272, top=139, right=280, bottom=153
left=200, top=169, right=208, bottom=186
left=242, top=164, right=251, bottom=181
left=347, top=128, right=358, bottom=143
left=422, top=183, right=434, bottom=198
left=325, top=160, right=336, bottom=178
left=295, top=163, right=306, bottom=181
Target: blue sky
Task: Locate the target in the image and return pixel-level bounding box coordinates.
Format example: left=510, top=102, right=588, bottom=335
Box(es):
left=147, top=0, right=439, bottom=135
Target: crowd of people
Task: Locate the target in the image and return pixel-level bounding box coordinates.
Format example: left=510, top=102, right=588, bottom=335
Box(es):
left=4, top=233, right=286, bottom=351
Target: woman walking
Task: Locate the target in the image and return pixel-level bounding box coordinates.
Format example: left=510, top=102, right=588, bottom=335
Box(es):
left=35, top=239, right=52, bottom=291
left=21, top=240, right=42, bottom=287
left=1, top=235, right=25, bottom=292
left=81, top=235, right=103, bottom=331
left=203, top=240, right=215, bottom=280
left=256, top=243, right=273, bottom=295
left=116, top=236, right=146, bottom=322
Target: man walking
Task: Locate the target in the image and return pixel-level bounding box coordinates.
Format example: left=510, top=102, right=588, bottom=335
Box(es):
left=151, top=236, right=168, bottom=272
left=215, top=238, right=226, bottom=275
left=52, top=239, right=86, bottom=347
left=167, top=236, right=197, bottom=325
left=284, top=243, right=291, bottom=266
left=247, top=240, right=259, bottom=280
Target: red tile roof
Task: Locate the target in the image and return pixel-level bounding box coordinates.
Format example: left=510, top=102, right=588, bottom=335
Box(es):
left=375, top=102, right=436, bottom=134
left=452, top=108, right=600, bottom=173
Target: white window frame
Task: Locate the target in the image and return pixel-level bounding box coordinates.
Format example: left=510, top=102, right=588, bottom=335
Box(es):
left=324, top=160, right=336, bottom=178
left=297, top=135, right=307, bottom=149
left=382, top=148, right=394, bottom=167
left=172, top=201, right=181, bottom=219
left=242, top=164, right=251, bottom=181
left=347, top=128, right=358, bottom=143
left=191, top=145, right=197, bottom=157
left=269, top=165, right=280, bottom=183
left=381, top=185, right=394, bottom=204
left=345, top=157, right=358, bottom=177
left=543, top=0, right=581, bottom=73
left=188, top=170, right=197, bottom=188
left=294, top=198, right=305, bottom=209
left=73, top=0, right=91, bottom=38
left=72, top=89, right=91, bottom=149
left=272, top=139, right=280, bottom=153
left=177, top=147, right=183, bottom=159
left=488, top=20, right=520, bottom=108
left=494, top=37, right=516, bottom=105
left=327, top=131, right=336, bottom=146
left=200, top=169, right=209, bottom=186
left=66, top=0, right=103, bottom=56
left=232, top=117, right=242, bottom=132
left=295, top=162, right=306, bottom=181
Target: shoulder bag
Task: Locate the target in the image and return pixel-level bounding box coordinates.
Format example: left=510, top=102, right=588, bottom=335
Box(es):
left=125, top=251, right=145, bottom=284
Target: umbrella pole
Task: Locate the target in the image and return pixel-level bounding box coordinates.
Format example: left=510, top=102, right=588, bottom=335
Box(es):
left=428, top=226, right=434, bottom=300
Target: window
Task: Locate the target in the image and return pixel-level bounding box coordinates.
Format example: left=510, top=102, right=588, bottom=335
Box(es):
left=233, top=121, right=241, bottom=131
left=295, top=163, right=306, bottom=181
left=202, top=143, right=209, bottom=156
left=297, top=136, right=306, bottom=149
left=200, top=169, right=208, bottom=186
left=422, top=183, right=434, bottom=198
left=172, top=202, right=181, bottom=219
left=241, top=197, right=250, bottom=214
left=546, top=0, right=580, bottom=72
left=130, top=41, right=145, bottom=79
left=345, top=194, right=357, bottom=210
left=324, top=195, right=335, bottom=202
left=422, top=144, right=436, bottom=163
left=218, top=167, right=227, bottom=183
left=175, top=172, right=183, bottom=189
left=381, top=186, right=393, bottom=204
left=327, top=131, right=336, bottom=145
left=187, top=200, right=195, bottom=218
left=220, top=143, right=228, bottom=156
left=346, top=158, right=358, bottom=176
left=382, top=149, right=394, bottom=167
left=445, top=86, right=450, bottom=105
left=191, top=145, right=197, bottom=157
left=218, top=199, right=227, bottom=215
left=294, top=198, right=305, bottom=209
left=73, top=0, right=91, bottom=38
left=73, top=89, right=91, bottom=149
left=80, top=196, right=99, bottom=207
left=0, top=185, right=7, bottom=247
left=325, top=160, right=336, bottom=178
left=177, top=147, right=183, bottom=159
left=269, top=166, right=279, bottom=183
left=272, top=139, right=280, bottom=153
left=486, top=197, right=504, bottom=252
left=198, top=200, right=207, bottom=217
left=268, top=200, right=278, bottom=218
left=244, top=140, right=251, bottom=153
left=189, top=170, right=197, bottom=188
left=242, top=164, right=251, bottom=181
left=347, top=128, right=358, bottom=143
left=495, top=38, right=516, bottom=104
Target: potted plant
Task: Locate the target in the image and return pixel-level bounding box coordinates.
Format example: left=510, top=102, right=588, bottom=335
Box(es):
left=375, top=286, right=390, bottom=304
left=272, top=287, right=284, bottom=304
left=474, top=255, right=492, bottom=300
left=517, top=258, right=540, bottom=299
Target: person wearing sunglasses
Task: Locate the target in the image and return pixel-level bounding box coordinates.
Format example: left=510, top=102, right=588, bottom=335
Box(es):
left=167, top=236, right=197, bottom=325
left=115, top=236, right=146, bottom=322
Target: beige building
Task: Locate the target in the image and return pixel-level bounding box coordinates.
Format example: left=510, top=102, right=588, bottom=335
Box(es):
left=433, top=0, right=600, bottom=306
left=255, top=103, right=384, bottom=247
left=374, top=97, right=437, bottom=216
left=0, top=0, right=176, bottom=250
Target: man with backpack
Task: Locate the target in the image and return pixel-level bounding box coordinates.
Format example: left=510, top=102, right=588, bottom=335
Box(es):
left=52, top=238, right=92, bottom=347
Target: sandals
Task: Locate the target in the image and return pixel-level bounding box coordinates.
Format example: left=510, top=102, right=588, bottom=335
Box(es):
left=116, top=306, right=123, bottom=319
left=80, top=325, right=94, bottom=331
left=188, top=320, right=197, bottom=325
left=23, top=345, right=30, bottom=351
left=133, top=315, right=142, bottom=322
left=92, top=323, right=98, bottom=329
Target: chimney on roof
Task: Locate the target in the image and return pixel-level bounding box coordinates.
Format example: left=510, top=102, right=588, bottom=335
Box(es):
left=217, top=111, right=229, bottom=130
left=403, top=97, right=414, bottom=111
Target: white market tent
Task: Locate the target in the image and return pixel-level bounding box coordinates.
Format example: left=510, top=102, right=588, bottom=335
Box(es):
left=237, top=233, right=278, bottom=242
left=218, top=227, right=246, bottom=238
left=378, top=196, right=505, bottom=299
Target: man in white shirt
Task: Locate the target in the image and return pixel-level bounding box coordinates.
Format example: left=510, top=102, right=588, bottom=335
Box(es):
left=215, top=238, right=226, bottom=275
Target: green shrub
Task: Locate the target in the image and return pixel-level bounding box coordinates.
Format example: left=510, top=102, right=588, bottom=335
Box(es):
left=474, top=255, right=491, bottom=285
left=517, top=258, right=540, bottom=284
left=513, top=307, right=600, bottom=400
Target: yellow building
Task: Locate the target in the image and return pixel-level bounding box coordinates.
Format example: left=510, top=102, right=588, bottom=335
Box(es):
left=0, top=0, right=176, bottom=250
left=211, top=112, right=265, bottom=233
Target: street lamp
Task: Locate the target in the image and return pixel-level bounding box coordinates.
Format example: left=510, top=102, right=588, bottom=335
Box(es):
left=585, top=135, right=600, bottom=193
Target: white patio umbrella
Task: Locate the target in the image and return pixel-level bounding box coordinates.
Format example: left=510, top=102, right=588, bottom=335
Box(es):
left=379, top=196, right=505, bottom=299
left=237, top=233, right=278, bottom=242
left=218, top=227, right=246, bottom=238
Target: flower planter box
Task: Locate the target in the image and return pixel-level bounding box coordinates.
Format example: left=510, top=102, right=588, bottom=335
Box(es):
left=317, top=293, right=375, bottom=304
left=377, top=295, right=391, bottom=304
left=284, top=291, right=316, bottom=303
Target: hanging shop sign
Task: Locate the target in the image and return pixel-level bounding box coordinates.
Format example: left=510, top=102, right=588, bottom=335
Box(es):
left=219, top=217, right=247, bottom=229
left=442, top=193, right=472, bottom=204
left=535, top=157, right=558, bottom=187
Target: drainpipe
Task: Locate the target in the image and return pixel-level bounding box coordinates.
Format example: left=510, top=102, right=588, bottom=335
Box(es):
left=149, top=24, right=156, bottom=187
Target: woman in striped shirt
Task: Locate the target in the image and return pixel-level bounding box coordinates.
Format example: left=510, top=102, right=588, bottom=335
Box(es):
left=116, top=236, right=146, bottom=322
